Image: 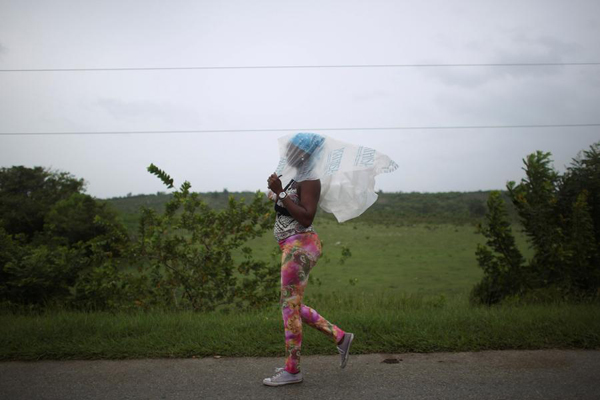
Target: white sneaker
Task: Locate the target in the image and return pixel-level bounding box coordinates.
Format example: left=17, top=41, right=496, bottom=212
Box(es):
left=337, top=332, right=354, bottom=368
left=263, top=369, right=303, bottom=386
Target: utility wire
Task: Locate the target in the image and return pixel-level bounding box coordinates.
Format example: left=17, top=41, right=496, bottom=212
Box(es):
left=1, top=62, right=599, bottom=73
left=1, top=123, right=599, bottom=136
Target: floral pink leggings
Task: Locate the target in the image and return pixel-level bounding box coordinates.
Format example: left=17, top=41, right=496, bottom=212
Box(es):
left=279, top=232, right=346, bottom=374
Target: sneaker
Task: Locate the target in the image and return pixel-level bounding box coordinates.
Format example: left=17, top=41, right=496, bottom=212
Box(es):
left=337, top=332, right=354, bottom=368
left=263, top=369, right=303, bottom=386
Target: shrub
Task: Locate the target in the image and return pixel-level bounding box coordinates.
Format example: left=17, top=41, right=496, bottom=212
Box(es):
left=0, top=230, right=86, bottom=308
left=470, top=191, right=527, bottom=305
left=131, top=164, right=279, bottom=312
left=0, top=166, right=130, bottom=311
left=472, top=142, right=600, bottom=305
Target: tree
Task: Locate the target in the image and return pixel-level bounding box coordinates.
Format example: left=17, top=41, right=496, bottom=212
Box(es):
left=472, top=142, right=600, bottom=305
left=559, top=143, right=600, bottom=294
left=44, top=192, right=127, bottom=249
left=0, top=166, right=84, bottom=240
left=0, top=166, right=129, bottom=310
left=471, top=191, right=527, bottom=305
left=506, top=151, right=565, bottom=286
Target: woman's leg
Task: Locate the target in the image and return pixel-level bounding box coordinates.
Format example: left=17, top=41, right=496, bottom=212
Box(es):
left=280, top=233, right=346, bottom=373
left=280, top=233, right=320, bottom=374
left=300, top=305, right=346, bottom=344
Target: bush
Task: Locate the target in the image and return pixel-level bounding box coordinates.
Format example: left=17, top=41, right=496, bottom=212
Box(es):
left=0, top=164, right=280, bottom=313
left=472, top=142, right=600, bottom=305
left=0, top=166, right=130, bottom=311
left=130, top=164, right=279, bottom=312
left=470, top=191, right=528, bottom=305
left=0, top=230, right=87, bottom=308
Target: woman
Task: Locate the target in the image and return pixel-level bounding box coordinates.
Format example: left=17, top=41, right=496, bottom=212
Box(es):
left=263, top=133, right=354, bottom=387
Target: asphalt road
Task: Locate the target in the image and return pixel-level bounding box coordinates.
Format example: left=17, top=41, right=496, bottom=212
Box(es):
left=1, top=350, right=599, bottom=399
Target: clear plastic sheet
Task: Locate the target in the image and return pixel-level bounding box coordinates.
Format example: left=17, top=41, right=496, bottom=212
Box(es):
left=273, top=132, right=398, bottom=223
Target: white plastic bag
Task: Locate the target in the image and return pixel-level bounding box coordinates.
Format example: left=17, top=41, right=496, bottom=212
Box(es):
left=274, top=132, right=398, bottom=223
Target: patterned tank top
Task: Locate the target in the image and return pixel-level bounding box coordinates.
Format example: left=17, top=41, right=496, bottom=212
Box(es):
left=273, top=181, right=316, bottom=242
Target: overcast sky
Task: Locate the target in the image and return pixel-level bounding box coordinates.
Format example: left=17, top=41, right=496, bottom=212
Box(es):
left=1, top=0, right=599, bottom=199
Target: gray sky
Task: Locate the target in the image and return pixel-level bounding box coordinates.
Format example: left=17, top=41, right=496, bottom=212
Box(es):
left=1, top=0, right=599, bottom=199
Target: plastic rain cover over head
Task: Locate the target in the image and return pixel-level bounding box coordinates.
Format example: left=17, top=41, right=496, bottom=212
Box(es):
left=274, top=132, right=398, bottom=223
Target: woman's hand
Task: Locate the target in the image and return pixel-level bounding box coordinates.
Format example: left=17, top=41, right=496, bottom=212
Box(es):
left=267, top=173, right=283, bottom=195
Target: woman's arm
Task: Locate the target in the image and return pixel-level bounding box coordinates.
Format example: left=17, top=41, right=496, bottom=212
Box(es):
left=267, top=174, right=320, bottom=227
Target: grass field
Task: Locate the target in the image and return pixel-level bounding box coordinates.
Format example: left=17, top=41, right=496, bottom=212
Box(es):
left=5, top=220, right=595, bottom=362
left=233, top=219, right=535, bottom=300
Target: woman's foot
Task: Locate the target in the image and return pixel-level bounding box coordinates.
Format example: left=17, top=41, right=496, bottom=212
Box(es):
left=337, top=332, right=354, bottom=368
left=263, top=369, right=304, bottom=386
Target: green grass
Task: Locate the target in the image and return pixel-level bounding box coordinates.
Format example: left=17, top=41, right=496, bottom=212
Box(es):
left=2, top=291, right=598, bottom=361
left=2, top=221, right=597, bottom=361
left=234, top=220, right=535, bottom=298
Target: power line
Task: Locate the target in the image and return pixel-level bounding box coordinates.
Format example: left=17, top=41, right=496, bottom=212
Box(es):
left=1, top=123, right=599, bottom=136
left=1, top=62, right=599, bottom=73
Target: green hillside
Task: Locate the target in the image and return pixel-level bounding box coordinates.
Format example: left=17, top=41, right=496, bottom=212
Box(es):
left=100, top=190, right=518, bottom=234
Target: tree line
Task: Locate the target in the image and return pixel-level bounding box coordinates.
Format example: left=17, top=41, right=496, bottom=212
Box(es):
left=104, top=189, right=516, bottom=234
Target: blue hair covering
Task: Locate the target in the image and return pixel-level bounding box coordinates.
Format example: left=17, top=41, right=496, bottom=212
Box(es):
left=290, top=132, right=325, bottom=155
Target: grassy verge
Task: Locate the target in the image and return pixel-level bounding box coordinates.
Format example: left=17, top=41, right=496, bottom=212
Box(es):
left=2, top=291, right=598, bottom=361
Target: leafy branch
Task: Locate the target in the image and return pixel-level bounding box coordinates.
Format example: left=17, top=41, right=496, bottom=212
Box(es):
left=147, top=164, right=174, bottom=189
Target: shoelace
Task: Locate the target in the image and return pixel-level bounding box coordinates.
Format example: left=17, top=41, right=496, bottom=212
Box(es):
left=270, top=369, right=285, bottom=380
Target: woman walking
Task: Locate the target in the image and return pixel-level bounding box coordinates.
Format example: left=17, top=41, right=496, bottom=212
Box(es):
left=263, top=132, right=397, bottom=386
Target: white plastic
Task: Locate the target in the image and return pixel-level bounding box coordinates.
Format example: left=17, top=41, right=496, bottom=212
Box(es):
left=273, top=132, right=398, bottom=223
